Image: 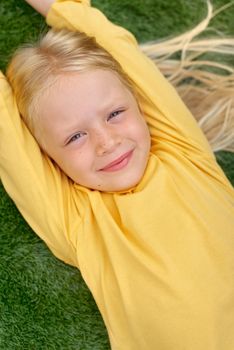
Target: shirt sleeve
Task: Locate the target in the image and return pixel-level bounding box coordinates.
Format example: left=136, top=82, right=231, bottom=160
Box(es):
left=0, top=72, right=82, bottom=267
left=46, top=0, right=215, bottom=159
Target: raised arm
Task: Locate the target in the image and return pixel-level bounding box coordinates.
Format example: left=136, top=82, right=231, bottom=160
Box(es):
left=0, top=72, right=82, bottom=267
left=44, top=0, right=215, bottom=159
left=24, top=0, right=55, bottom=16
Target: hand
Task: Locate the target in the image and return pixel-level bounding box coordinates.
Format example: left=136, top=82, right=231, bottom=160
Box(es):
left=24, top=0, right=55, bottom=17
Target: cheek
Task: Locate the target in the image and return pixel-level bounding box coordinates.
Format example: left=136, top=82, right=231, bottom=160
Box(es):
left=68, top=148, right=92, bottom=168
left=65, top=157, right=91, bottom=184
left=54, top=148, right=90, bottom=177
left=128, top=116, right=150, bottom=144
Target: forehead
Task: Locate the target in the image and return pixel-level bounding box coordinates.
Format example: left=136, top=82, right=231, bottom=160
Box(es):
left=37, top=69, right=135, bottom=134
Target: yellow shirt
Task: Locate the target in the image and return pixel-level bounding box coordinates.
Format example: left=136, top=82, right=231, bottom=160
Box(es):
left=0, top=1, right=234, bottom=349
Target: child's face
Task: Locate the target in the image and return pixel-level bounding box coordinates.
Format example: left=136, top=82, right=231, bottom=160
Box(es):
left=37, top=69, right=151, bottom=192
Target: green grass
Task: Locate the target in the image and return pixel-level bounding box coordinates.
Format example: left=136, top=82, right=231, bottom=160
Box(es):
left=0, top=1, right=234, bottom=349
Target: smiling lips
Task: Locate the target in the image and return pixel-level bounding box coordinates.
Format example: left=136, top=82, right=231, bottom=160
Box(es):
left=99, top=150, right=134, bottom=172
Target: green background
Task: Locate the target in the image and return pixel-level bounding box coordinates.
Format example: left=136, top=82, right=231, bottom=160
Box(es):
left=0, top=1, right=233, bottom=349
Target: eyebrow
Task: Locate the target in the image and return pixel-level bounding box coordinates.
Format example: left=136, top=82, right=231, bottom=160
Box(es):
left=67, top=98, right=126, bottom=131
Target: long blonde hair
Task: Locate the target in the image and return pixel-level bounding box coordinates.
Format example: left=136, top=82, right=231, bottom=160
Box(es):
left=141, top=0, right=234, bottom=152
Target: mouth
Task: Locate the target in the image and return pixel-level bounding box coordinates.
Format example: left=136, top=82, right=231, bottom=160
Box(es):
left=99, top=149, right=134, bottom=172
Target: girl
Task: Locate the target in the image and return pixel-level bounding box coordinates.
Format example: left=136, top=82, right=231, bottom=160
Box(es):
left=1, top=0, right=234, bottom=349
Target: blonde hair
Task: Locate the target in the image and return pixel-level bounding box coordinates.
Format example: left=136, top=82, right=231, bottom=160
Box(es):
left=6, top=29, right=134, bottom=138
left=141, top=0, right=234, bottom=152
left=7, top=0, right=234, bottom=153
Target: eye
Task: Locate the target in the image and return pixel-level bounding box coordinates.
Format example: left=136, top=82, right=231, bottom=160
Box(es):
left=107, top=109, right=124, bottom=121
left=67, top=132, right=86, bottom=144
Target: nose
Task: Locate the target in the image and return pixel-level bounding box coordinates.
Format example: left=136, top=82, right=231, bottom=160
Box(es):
left=94, top=127, right=122, bottom=156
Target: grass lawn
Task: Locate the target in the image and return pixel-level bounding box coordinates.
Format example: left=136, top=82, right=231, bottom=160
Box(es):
left=0, top=0, right=233, bottom=349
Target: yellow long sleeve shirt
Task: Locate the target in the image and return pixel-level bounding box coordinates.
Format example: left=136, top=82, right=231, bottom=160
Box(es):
left=0, top=1, right=234, bottom=349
